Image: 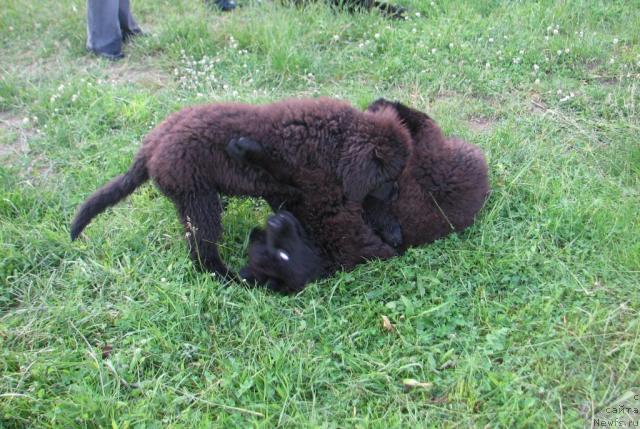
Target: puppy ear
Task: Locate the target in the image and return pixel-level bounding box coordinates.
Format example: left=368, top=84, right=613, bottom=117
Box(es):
left=365, top=98, right=394, bottom=113
left=367, top=99, right=432, bottom=138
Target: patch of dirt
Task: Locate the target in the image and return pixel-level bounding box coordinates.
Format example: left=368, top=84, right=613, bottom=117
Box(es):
left=529, top=92, right=549, bottom=113
left=434, top=90, right=462, bottom=103
left=0, top=112, right=54, bottom=179
left=0, top=112, right=32, bottom=161
left=467, top=116, right=496, bottom=133
left=582, top=60, right=620, bottom=85
left=106, top=62, right=169, bottom=89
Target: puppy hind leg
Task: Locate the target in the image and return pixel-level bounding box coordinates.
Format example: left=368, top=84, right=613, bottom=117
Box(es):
left=174, top=191, right=232, bottom=279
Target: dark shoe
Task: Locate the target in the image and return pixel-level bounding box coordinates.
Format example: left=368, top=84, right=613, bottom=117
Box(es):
left=206, top=0, right=237, bottom=12
left=122, top=29, right=147, bottom=43
left=88, top=48, right=124, bottom=61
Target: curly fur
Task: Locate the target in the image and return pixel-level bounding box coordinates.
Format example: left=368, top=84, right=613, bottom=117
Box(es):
left=70, top=97, right=412, bottom=277
left=365, top=99, right=490, bottom=250
left=241, top=100, right=490, bottom=292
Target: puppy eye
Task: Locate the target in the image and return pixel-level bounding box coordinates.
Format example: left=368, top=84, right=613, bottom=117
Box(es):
left=277, top=250, right=290, bottom=262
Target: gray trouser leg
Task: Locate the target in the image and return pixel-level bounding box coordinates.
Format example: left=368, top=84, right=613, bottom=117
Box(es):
left=86, top=0, right=122, bottom=55
left=118, top=0, right=141, bottom=37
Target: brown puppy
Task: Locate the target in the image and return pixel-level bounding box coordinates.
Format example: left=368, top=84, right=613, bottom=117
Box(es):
left=70, top=98, right=411, bottom=277
left=365, top=99, right=490, bottom=250
left=239, top=100, right=490, bottom=291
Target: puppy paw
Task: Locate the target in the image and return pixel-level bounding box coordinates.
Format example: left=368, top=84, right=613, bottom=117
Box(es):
left=381, top=223, right=403, bottom=249
left=226, top=137, right=263, bottom=162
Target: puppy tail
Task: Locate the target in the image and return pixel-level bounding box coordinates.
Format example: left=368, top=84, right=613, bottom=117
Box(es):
left=70, top=153, right=149, bottom=240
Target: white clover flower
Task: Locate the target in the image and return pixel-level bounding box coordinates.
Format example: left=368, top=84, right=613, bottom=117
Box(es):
left=534, top=78, right=540, bottom=84
left=374, top=33, right=380, bottom=39
left=613, top=38, right=619, bottom=44
left=564, top=48, right=570, bottom=53
left=333, top=34, right=340, bottom=41
left=415, top=12, right=421, bottom=17
left=557, top=89, right=563, bottom=95
left=485, top=62, right=490, bottom=69
left=553, top=29, right=559, bottom=35
left=533, top=64, right=539, bottom=71
left=609, top=58, right=615, bottom=64
left=489, top=37, right=494, bottom=43
left=22, top=117, right=30, bottom=124
left=431, top=48, right=437, bottom=54
left=557, top=49, right=562, bottom=55
left=412, top=28, right=417, bottom=33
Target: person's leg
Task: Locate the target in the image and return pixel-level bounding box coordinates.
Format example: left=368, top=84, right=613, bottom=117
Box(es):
left=118, top=0, right=143, bottom=42
left=86, top=0, right=123, bottom=60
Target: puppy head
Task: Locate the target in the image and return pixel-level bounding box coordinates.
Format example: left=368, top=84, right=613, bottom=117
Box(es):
left=240, top=211, right=326, bottom=294
left=339, top=105, right=412, bottom=202
left=368, top=99, right=490, bottom=230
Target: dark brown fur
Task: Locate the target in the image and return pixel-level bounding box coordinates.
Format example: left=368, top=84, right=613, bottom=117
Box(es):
left=70, top=98, right=411, bottom=277
left=240, top=100, right=490, bottom=291
left=365, top=99, right=490, bottom=250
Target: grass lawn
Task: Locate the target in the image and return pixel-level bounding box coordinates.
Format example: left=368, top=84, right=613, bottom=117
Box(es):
left=1, top=0, right=639, bottom=427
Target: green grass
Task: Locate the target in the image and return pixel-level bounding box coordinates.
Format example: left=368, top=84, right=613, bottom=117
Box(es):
left=1, top=0, right=639, bottom=427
